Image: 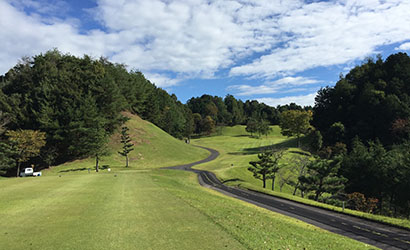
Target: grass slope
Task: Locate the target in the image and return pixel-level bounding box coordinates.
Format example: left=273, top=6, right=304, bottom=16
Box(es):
left=192, top=125, right=410, bottom=230
left=0, top=170, right=371, bottom=250
left=44, top=112, right=209, bottom=175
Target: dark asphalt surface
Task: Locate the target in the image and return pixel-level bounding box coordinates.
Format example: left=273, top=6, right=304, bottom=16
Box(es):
left=166, top=146, right=410, bottom=250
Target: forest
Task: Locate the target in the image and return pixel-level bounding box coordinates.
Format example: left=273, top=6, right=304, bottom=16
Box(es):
left=1, top=50, right=410, bottom=217
left=312, top=53, right=410, bottom=217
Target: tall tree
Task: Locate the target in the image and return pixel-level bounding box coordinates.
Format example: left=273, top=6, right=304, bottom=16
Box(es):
left=201, top=116, right=215, bottom=136
left=266, top=149, right=284, bottom=191
left=280, top=110, right=312, bottom=147
left=257, top=119, right=272, bottom=138
left=6, top=129, right=46, bottom=177
left=0, top=142, right=16, bottom=176
left=245, top=118, right=258, bottom=137
left=118, top=126, right=134, bottom=167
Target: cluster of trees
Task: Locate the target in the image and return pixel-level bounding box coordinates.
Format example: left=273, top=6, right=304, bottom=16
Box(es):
left=310, top=53, right=410, bottom=217
left=247, top=53, right=410, bottom=217
left=0, top=50, right=193, bottom=175
left=187, top=94, right=308, bottom=135
left=313, top=53, right=410, bottom=147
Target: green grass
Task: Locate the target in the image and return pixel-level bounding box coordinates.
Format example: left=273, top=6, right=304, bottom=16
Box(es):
left=192, top=125, right=410, bottom=230
left=43, top=112, right=209, bottom=175
left=0, top=169, right=372, bottom=250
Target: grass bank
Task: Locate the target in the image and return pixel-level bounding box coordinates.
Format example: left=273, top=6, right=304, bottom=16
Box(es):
left=43, top=112, right=209, bottom=175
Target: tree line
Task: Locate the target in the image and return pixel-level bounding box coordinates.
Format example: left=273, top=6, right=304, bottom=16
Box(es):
left=186, top=94, right=309, bottom=136
left=311, top=53, right=410, bottom=217
left=0, top=50, right=307, bottom=176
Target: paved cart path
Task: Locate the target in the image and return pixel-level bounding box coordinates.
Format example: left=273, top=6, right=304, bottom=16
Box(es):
left=166, top=146, right=410, bottom=250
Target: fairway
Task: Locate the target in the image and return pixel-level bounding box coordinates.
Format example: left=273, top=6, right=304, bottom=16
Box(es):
left=0, top=169, right=370, bottom=250
left=192, top=125, right=300, bottom=193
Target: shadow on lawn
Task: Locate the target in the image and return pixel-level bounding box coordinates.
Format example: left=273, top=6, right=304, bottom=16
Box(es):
left=227, top=138, right=299, bottom=155
left=222, top=178, right=244, bottom=184
left=232, top=134, right=253, bottom=138
left=59, top=168, right=87, bottom=173
left=59, top=165, right=110, bottom=173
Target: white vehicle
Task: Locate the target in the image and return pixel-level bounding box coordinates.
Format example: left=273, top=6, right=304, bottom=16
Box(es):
left=20, top=168, right=41, bottom=177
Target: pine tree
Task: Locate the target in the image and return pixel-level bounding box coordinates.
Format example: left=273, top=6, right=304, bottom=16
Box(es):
left=118, top=126, right=134, bottom=167
left=298, top=157, right=346, bottom=201
left=248, top=150, right=283, bottom=189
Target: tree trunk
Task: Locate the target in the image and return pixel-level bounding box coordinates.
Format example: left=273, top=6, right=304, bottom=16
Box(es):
left=271, top=176, right=275, bottom=191
left=315, top=191, right=320, bottom=201
left=95, top=154, right=99, bottom=172
left=293, top=182, right=299, bottom=195
left=126, top=155, right=129, bottom=167
left=16, top=161, right=21, bottom=177
left=262, top=175, right=266, bottom=188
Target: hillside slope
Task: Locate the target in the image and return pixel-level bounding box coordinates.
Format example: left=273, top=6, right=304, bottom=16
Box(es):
left=45, top=112, right=209, bottom=175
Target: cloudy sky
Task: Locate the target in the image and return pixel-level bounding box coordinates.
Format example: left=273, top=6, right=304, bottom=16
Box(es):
left=2, top=0, right=410, bottom=106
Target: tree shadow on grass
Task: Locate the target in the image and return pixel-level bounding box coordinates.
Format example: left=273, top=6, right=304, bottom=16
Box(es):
left=227, top=138, right=299, bottom=155
left=222, top=178, right=244, bottom=184
left=58, top=165, right=110, bottom=173
left=59, top=168, right=87, bottom=173
left=232, top=134, right=253, bottom=138
left=288, top=150, right=311, bottom=156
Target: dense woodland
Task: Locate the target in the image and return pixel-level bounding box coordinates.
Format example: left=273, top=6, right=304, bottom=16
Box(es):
left=1, top=50, right=410, bottom=217
left=312, top=53, right=410, bottom=217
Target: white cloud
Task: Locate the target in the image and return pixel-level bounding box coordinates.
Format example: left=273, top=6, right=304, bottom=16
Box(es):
left=230, top=0, right=410, bottom=78
left=258, top=93, right=317, bottom=107
left=1, top=0, right=410, bottom=84
left=227, top=76, right=319, bottom=96
left=144, top=73, right=180, bottom=88
left=396, top=42, right=410, bottom=51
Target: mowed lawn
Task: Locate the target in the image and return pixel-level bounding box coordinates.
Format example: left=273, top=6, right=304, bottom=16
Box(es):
left=0, top=170, right=371, bottom=250
left=192, top=125, right=302, bottom=193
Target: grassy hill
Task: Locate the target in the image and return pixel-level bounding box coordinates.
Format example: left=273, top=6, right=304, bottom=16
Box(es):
left=43, top=112, right=209, bottom=175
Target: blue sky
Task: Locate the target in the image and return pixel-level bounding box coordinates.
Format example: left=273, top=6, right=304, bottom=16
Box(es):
left=2, top=0, right=410, bottom=106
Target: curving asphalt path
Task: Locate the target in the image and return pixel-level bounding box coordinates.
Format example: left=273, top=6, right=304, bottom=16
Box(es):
left=166, top=146, right=410, bottom=250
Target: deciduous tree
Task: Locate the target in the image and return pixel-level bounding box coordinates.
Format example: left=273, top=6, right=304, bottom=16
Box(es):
left=280, top=110, right=312, bottom=147
left=6, top=129, right=46, bottom=177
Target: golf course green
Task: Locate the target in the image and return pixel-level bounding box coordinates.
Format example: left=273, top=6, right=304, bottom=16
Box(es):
left=0, top=115, right=372, bottom=249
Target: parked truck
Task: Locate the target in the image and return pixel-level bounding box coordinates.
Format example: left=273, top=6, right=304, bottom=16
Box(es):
left=20, top=168, right=41, bottom=177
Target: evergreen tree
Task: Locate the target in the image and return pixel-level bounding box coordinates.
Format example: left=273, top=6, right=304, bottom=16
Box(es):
left=266, top=149, right=284, bottom=191
left=248, top=150, right=283, bottom=189
left=0, top=142, right=16, bottom=175
left=118, top=126, right=134, bottom=167
left=299, top=157, right=346, bottom=201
